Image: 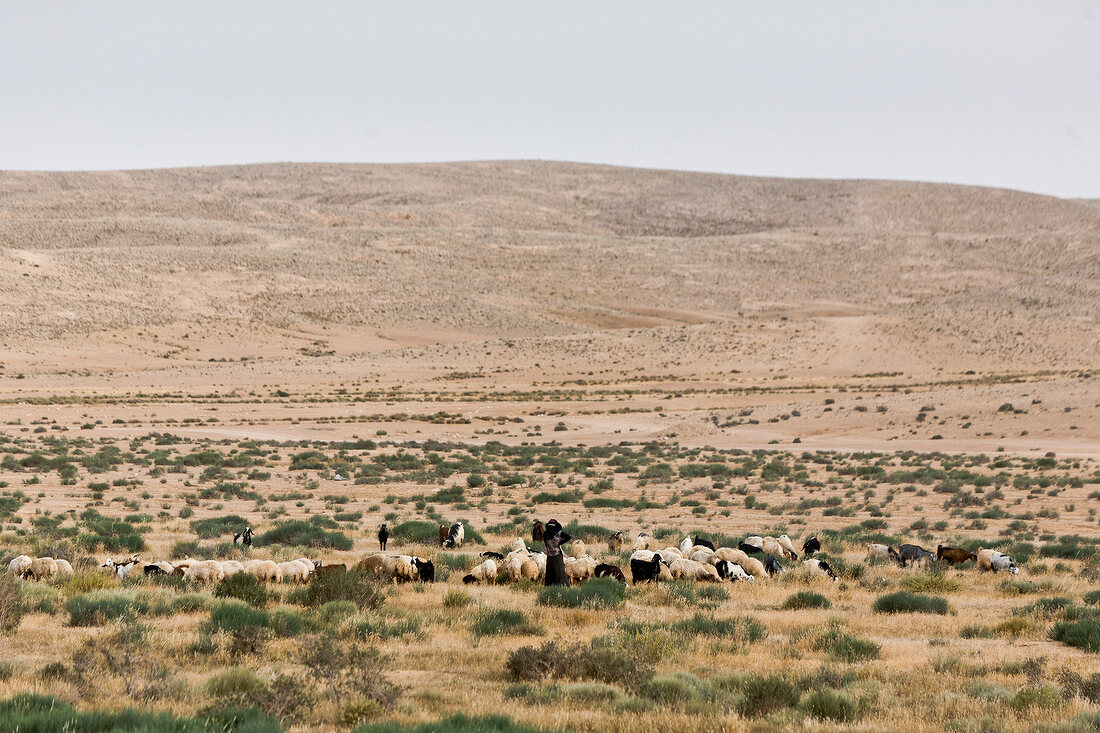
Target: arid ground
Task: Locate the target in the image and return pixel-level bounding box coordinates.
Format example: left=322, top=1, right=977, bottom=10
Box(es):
left=0, top=162, right=1097, bottom=732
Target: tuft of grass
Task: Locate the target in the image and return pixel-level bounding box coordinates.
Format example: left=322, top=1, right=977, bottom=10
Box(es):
left=536, top=578, right=625, bottom=610
left=671, top=614, right=766, bottom=647
left=782, top=591, right=831, bottom=610
left=801, top=688, right=861, bottom=721
left=471, top=608, right=543, bottom=638
left=813, top=629, right=881, bottom=662
left=873, top=591, right=948, bottom=615
left=65, top=591, right=148, bottom=627
left=213, top=573, right=270, bottom=608
left=1050, top=616, right=1100, bottom=653
left=352, top=713, right=563, bottom=732
left=736, top=675, right=799, bottom=718
left=901, top=572, right=962, bottom=594
left=442, top=588, right=472, bottom=608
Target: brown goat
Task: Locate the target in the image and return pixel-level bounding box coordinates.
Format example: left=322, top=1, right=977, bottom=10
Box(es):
left=937, top=545, right=977, bottom=565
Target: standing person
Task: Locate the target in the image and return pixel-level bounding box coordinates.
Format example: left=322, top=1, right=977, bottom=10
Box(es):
left=378, top=523, right=389, bottom=551
left=542, top=519, right=572, bottom=587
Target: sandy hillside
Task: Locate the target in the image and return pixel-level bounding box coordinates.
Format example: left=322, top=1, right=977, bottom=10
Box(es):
left=0, top=161, right=1097, bottom=455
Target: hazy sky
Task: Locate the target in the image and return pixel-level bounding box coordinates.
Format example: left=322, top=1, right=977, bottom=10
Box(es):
left=2, top=2, right=1097, bottom=197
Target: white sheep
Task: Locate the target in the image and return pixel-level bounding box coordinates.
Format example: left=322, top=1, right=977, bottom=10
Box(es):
left=28, top=557, right=58, bottom=581
left=712, top=547, right=750, bottom=565
left=738, top=555, right=767, bottom=579
left=777, top=535, right=799, bottom=560
left=656, top=547, right=684, bottom=561
left=54, top=559, right=73, bottom=576
left=569, top=539, right=586, bottom=560
left=8, top=555, right=32, bottom=578
left=391, top=556, right=419, bottom=583
left=803, top=558, right=839, bottom=582
left=564, top=556, right=596, bottom=582
left=276, top=561, right=307, bottom=583
left=631, top=533, right=650, bottom=551
left=462, top=558, right=497, bottom=584
left=761, top=537, right=785, bottom=558
left=244, top=559, right=281, bottom=583
left=669, top=558, right=720, bottom=582
left=690, top=549, right=715, bottom=564
left=743, top=536, right=764, bottom=549
left=183, top=560, right=224, bottom=583
left=511, top=537, right=527, bottom=554
left=520, top=558, right=540, bottom=581
left=679, top=537, right=694, bottom=555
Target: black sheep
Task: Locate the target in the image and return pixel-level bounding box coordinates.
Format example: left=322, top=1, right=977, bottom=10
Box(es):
left=693, top=536, right=716, bottom=551
left=481, top=551, right=505, bottom=560
left=143, top=564, right=166, bottom=576
left=739, top=542, right=764, bottom=556
left=630, top=554, right=663, bottom=585
left=802, top=536, right=821, bottom=555
left=413, top=558, right=435, bottom=583
left=594, top=563, right=626, bottom=583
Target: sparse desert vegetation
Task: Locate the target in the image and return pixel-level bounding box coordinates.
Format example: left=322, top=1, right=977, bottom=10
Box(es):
left=0, top=163, right=1098, bottom=730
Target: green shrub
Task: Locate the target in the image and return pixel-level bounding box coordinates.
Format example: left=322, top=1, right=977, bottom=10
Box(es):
left=737, top=675, right=799, bottom=717
left=353, top=614, right=423, bottom=641
left=214, top=573, right=270, bottom=608
left=268, top=609, right=310, bottom=638
left=61, top=571, right=114, bottom=595
left=1083, top=589, right=1100, bottom=606
left=1016, top=597, right=1074, bottom=617
left=782, top=591, right=831, bottom=610
left=21, top=584, right=60, bottom=614
left=1011, top=685, right=1063, bottom=711
left=300, top=569, right=385, bottom=611
left=561, top=682, right=622, bottom=703
left=442, top=589, right=472, bottom=608
left=316, top=601, right=358, bottom=625
left=170, top=593, right=210, bottom=614
left=999, top=578, right=1055, bottom=596
left=639, top=673, right=705, bottom=707
left=190, top=514, right=249, bottom=539
left=801, top=688, right=860, bottom=721
left=352, top=713, right=562, bottom=733
left=66, top=591, right=148, bottom=627
left=814, top=629, right=882, bottom=662
left=659, top=579, right=729, bottom=609
left=901, top=572, right=962, bottom=594
left=206, top=599, right=269, bottom=634
left=254, top=520, right=352, bottom=550
left=671, top=614, right=767, bottom=646
left=0, top=693, right=282, bottom=732
left=0, top=575, right=25, bottom=633
left=536, top=578, right=625, bottom=609
left=873, top=591, right=948, bottom=615
left=1050, top=617, right=1100, bottom=653
left=472, top=609, right=543, bottom=638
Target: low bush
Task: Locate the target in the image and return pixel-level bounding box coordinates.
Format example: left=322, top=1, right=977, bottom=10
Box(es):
left=62, top=571, right=114, bottom=594
left=814, top=629, right=882, bottom=662
left=999, top=578, right=1055, bottom=596
left=190, top=514, right=249, bottom=539
left=1050, top=617, right=1100, bottom=653
left=801, top=688, right=860, bottom=721
left=254, top=520, right=353, bottom=550
left=639, top=672, right=706, bottom=707
left=300, top=569, right=385, bottom=611
left=0, top=575, right=24, bottom=633
left=442, top=589, right=471, bottom=608
left=873, top=591, right=948, bottom=615
left=0, top=693, right=283, bottom=732
left=1083, top=589, right=1100, bottom=606
left=214, top=573, right=270, bottom=608
left=472, top=608, right=543, bottom=638
left=901, top=572, right=962, bottom=594
left=1011, top=685, right=1063, bottom=711
left=736, top=675, right=799, bottom=718
left=671, top=614, right=767, bottom=647
left=353, top=614, right=424, bottom=641
left=659, top=579, right=729, bottom=609
left=782, top=591, right=831, bottom=610
left=21, top=583, right=60, bottom=614
left=537, top=578, right=625, bottom=609
left=352, top=713, right=562, bottom=733
left=66, top=591, right=148, bottom=627
left=206, top=599, right=268, bottom=634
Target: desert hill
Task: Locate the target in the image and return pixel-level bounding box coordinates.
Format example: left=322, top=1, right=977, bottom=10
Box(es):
left=0, top=162, right=1096, bottom=454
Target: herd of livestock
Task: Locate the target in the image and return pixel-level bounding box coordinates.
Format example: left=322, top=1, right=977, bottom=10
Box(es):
left=5, top=519, right=1022, bottom=588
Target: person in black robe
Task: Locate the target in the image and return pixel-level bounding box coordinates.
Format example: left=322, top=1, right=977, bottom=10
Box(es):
left=378, top=522, right=389, bottom=551
left=542, top=519, right=572, bottom=586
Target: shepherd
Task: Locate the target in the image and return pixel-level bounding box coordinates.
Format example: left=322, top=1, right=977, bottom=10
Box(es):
left=542, top=519, right=572, bottom=587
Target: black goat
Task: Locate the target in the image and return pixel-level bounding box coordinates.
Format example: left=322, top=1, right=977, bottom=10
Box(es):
left=630, top=554, right=663, bottom=585
left=802, top=536, right=821, bottom=555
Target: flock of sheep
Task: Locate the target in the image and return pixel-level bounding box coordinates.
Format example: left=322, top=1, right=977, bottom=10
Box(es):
left=5, top=522, right=1022, bottom=590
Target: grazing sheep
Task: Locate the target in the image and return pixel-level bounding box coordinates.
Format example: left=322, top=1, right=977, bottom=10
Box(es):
left=532, top=520, right=544, bottom=543
left=631, top=533, right=650, bottom=551
left=716, top=561, right=753, bottom=582
left=679, top=537, right=694, bottom=555
left=482, top=551, right=505, bottom=560
left=670, top=558, right=721, bottom=583
left=690, top=550, right=715, bottom=564
left=28, top=557, right=59, bottom=581
left=777, top=535, right=799, bottom=561
left=220, top=560, right=244, bottom=577
left=712, top=547, right=751, bottom=565
left=990, top=555, right=1019, bottom=574
left=867, top=544, right=900, bottom=562
left=153, top=561, right=175, bottom=575
left=594, top=563, right=627, bottom=583
left=8, top=555, right=32, bottom=578
left=743, top=536, right=764, bottom=549
left=511, top=538, right=527, bottom=554
left=656, top=547, right=684, bottom=561
left=739, top=542, right=764, bottom=556
left=101, top=558, right=135, bottom=580
left=739, top=555, right=767, bottom=579
left=761, top=537, right=786, bottom=558
left=764, top=556, right=786, bottom=576
left=531, top=552, right=547, bottom=578
left=277, top=561, right=308, bottom=583
left=356, top=554, right=388, bottom=577
left=803, top=558, right=838, bottom=582
left=802, top=536, right=821, bottom=556
left=462, top=558, right=497, bottom=584
left=520, top=559, right=540, bottom=581
left=565, top=556, right=596, bottom=582
left=937, top=546, right=978, bottom=565
left=630, top=554, right=663, bottom=584
left=184, top=560, right=225, bottom=583
left=391, top=556, right=419, bottom=583
left=244, top=559, right=282, bottom=583
left=693, top=536, right=715, bottom=551
left=569, top=539, right=586, bottom=560
left=443, top=523, right=464, bottom=549
left=503, top=553, right=526, bottom=582
left=899, top=544, right=935, bottom=567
